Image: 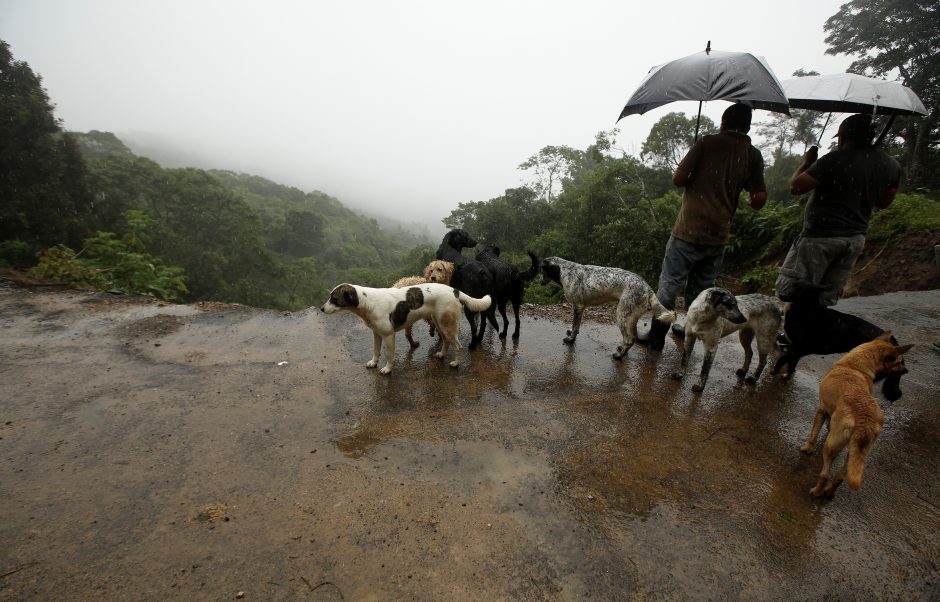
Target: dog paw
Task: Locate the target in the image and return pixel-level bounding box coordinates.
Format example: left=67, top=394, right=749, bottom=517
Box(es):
left=563, top=337, right=575, bottom=345
left=735, top=368, right=746, bottom=378
left=809, top=487, right=824, bottom=497
left=691, top=383, right=705, bottom=393
left=670, top=372, right=683, bottom=380
left=449, top=360, right=459, bottom=368
left=612, top=346, right=627, bottom=361
left=409, top=341, right=420, bottom=348
left=744, top=375, right=757, bottom=384
left=799, top=443, right=814, bottom=454
left=434, top=351, right=445, bottom=359
left=366, top=360, right=378, bottom=369
left=379, top=366, right=392, bottom=375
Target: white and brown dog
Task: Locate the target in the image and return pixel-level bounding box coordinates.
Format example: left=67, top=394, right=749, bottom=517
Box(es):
left=320, top=282, right=491, bottom=374
left=392, top=260, right=456, bottom=347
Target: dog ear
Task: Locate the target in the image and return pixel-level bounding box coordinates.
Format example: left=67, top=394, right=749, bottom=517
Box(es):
left=895, top=343, right=914, bottom=355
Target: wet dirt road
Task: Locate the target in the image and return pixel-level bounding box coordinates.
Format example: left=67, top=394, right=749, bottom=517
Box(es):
left=1, top=283, right=938, bottom=601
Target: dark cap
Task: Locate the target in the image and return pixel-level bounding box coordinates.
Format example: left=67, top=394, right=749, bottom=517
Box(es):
left=834, top=113, right=873, bottom=140
left=721, top=103, right=753, bottom=132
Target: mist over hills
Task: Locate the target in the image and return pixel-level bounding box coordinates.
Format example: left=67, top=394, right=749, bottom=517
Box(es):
left=113, top=130, right=444, bottom=242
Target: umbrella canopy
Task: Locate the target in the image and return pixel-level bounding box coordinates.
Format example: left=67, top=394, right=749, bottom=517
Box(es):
left=617, top=42, right=791, bottom=122
left=781, top=73, right=928, bottom=116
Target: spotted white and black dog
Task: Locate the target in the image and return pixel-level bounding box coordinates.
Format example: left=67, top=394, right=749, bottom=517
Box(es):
left=671, top=288, right=781, bottom=392
left=539, top=256, right=676, bottom=360
left=320, top=282, right=492, bottom=374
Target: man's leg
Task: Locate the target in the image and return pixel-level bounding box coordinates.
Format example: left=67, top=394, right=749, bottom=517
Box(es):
left=686, top=243, right=726, bottom=305
left=775, top=234, right=837, bottom=302
left=818, top=235, right=865, bottom=306
left=639, top=236, right=693, bottom=349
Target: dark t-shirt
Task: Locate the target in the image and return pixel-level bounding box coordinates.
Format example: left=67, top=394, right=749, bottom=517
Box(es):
left=672, top=131, right=765, bottom=246
left=803, top=146, right=901, bottom=237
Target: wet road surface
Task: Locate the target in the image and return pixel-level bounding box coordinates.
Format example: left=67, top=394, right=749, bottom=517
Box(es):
left=1, top=284, right=938, bottom=600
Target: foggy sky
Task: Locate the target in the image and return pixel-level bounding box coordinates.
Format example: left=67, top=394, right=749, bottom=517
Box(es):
left=2, top=0, right=853, bottom=232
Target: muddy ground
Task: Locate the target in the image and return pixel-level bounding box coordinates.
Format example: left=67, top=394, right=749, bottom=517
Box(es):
left=1, top=282, right=938, bottom=601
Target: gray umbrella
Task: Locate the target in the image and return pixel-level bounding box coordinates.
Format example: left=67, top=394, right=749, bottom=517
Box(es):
left=781, top=73, right=928, bottom=146
left=617, top=41, right=790, bottom=139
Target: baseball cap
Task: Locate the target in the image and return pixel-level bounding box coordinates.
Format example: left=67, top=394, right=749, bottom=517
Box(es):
left=833, top=114, right=873, bottom=140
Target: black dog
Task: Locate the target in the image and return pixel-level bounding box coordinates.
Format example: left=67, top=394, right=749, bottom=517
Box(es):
left=773, top=284, right=903, bottom=401
left=435, top=229, right=498, bottom=349
left=474, top=244, right=539, bottom=339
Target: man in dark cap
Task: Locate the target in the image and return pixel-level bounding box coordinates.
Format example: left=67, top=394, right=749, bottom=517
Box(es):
left=775, top=113, right=901, bottom=306
left=638, top=102, right=767, bottom=350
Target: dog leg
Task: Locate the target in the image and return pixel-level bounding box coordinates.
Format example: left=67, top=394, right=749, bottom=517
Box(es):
left=496, top=298, right=509, bottom=339
left=671, top=333, right=697, bottom=381
left=564, top=305, right=584, bottom=344
left=770, top=354, right=788, bottom=376
left=466, top=309, right=482, bottom=350
left=800, top=408, right=828, bottom=453
left=366, top=332, right=382, bottom=369
left=511, top=296, right=522, bottom=340
left=810, top=436, right=843, bottom=497
left=404, top=324, right=419, bottom=348
left=736, top=329, right=754, bottom=379
left=747, top=352, right=769, bottom=384
left=613, top=312, right=640, bottom=361
left=379, top=334, right=395, bottom=375
left=440, top=328, right=462, bottom=368
left=692, top=347, right=716, bottom=393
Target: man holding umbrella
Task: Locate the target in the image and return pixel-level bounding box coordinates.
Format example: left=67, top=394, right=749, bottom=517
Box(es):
left=775, top=113, right=901, bottom=307
left=638, top=103, right=768, bottom=350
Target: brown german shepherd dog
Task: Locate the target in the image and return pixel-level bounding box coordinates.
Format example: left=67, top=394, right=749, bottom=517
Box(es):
left=800, top=332, right=913, bottom=498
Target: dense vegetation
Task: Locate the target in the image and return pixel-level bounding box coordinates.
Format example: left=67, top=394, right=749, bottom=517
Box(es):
left=1, top=1, right=937, bottom=308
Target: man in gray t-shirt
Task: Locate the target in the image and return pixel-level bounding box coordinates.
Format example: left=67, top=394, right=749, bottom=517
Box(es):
left=775, top=114, right=901, bottom=306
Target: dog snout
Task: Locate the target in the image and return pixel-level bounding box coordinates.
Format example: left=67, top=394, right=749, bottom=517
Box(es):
left=731, top=312, right=747, bottom=324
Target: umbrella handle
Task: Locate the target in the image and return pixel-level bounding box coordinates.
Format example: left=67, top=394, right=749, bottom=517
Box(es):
left=816, top=113, right=832, bottom=146
left=694, top=101, right=702, bottom=142
left=874, top=112, right=897, bottom=147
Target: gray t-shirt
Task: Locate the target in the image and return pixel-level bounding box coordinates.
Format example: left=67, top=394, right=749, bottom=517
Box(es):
left=803, top=146, right=901, bottom=237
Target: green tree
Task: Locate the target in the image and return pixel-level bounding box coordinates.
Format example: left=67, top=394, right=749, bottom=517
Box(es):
left=0, top=39, right=94, bottom=256
left=640, top=112, right=717, bottom=169
left=518, top=145, right=581, bottom=202
left=824, top=0, right=940, bottom=187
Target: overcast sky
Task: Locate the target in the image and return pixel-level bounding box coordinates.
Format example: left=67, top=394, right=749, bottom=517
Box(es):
left=2, top=0, right=854, bottom=231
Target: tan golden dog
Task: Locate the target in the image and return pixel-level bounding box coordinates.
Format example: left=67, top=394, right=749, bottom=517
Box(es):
left=800, top=332, right=912, bottom=498
left=393, top=260, right=455, bottom=347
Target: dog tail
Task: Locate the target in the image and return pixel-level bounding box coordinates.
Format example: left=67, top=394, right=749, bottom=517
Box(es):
left=846, top=427, right=875, bottom=490
left=520, top=251, right=539, bottom=282
left=457, top=292, right=492, bottom=313
left=648, top=292, right=677, bottom=325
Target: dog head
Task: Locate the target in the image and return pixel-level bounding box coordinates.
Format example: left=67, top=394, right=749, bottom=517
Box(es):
left=424, top=260, right=454, bottom=284
left=441, top=229, right=478, bottom=251
left=478, top=243, right=500, bottom=257
left=540, top=257, right=562, bottom=286
left=321, top=283, right=358, bottom=314
left=870, top=332, right=913, bottom=377
left=699, top=288, right=747, bottom=324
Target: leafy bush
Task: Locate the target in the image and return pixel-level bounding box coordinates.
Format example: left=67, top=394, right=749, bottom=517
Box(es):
left=29, top=211, right=188, bottom=301
left=866, top=193, right=940, bottom=242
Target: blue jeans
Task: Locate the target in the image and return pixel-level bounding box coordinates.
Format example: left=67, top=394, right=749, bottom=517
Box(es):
left=655, top=235, right=725, bottom=310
